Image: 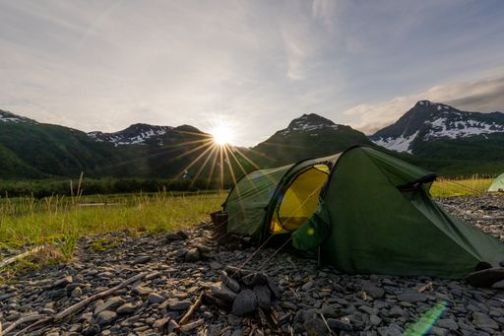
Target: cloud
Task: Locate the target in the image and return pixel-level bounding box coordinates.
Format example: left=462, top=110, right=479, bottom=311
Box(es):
left=1, top=1, right=504, bottom=147
left=344, top=74, right=504, bottom=134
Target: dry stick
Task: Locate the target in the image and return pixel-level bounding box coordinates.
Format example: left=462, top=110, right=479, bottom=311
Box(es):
left=417, top=281, right=433, bottom=293
left=54, top=272, right=147, bottom=321
left=319, top=313, right=335, bottom=336
left=0, top=246, right=44, bottom=269
left=10, top=317, right=52, bottom=336
left=179, top=292, right=204, bottom=325
left=9, top=272, right=150, bottom=336
left=3, top=314, right=42, bottom=335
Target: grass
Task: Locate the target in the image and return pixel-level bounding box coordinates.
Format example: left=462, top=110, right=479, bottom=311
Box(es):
left=430, top=177, right=492, bottom=198
left=0, top=177, right=494, bottom=283
left=0, top=191, right=225, bottom=283
left=0, top=192, right=225, bottom=252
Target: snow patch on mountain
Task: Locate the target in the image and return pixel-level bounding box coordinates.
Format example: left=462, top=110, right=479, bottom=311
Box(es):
left=88, top=125, right=173, bottom=146
left=0, top=110, right=35, bottom=124
left=373, top=131, right=419, bottom=154
left=425, top=118, right=504, bottom=139
left=371, top=100, right=504, bottom=153
left=279, top=113, right=339, bottom=135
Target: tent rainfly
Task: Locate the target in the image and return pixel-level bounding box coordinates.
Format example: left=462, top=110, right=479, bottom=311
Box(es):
left=489, top=173, right=504, bottom=192
left=223, top=146, right=504, bottom=279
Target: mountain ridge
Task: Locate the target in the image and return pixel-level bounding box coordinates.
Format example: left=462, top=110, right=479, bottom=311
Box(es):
left=1, top=102, right=504, bottom=179
left=371, top=100, right=504, bottom=154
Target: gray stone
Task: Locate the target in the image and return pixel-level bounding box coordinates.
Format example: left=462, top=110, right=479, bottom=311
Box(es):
left=378, top=323, right=403, bottom=336
left=253, top=285, right=271, bottom=309
left=132, top=285, right=152, bottom=296
left=303, top=316, right=329, bottom=336
left=153, top=317, right=171, bottom=329
left=362, top=281, right=385, bottom=299
left=166, top=231, right=188, bottom=243
left=148, top=292, right=165, bottom=304
left=389, top=306, right=405, bottom=317
left=491, top=279, right=504, bottom=289
left=397, top=291, right=427, bottom=303
left=167, top=299, right=192, bottom=310
left=133, top=255, right=151, bottom=264
left=94, top=296, right=124, bottom=314
left=95, top=310, right=117, bottom=325
left=370, top=314, right=382, bottom=326
left=211, top=283, right=238, bottom=302
left=232, top=289, right=257, bottom=316
left=437, top=318, right=458, bottom=330
left=430, top=326, right=448, bottom=335
left=184, top=248, right=201, bottom=262
left=82, top=324, right=100, bottom=336
left=472, top=312, right=498, bottom=330
left=117, top=302, right=137, bottom=314
left=223, top=275, right=240, bottom=293
left=301, top=280, right=314, bottom=291
left=326, top=318, right=353, bottom=331
left=281, top=301, right=297, bottom=310
left=71, top=286, right=82, bottom=298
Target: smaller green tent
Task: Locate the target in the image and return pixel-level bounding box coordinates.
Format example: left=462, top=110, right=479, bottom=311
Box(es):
left=223, top=146, right=504, bottom=279
left=489, top=173, right=504, bottom=192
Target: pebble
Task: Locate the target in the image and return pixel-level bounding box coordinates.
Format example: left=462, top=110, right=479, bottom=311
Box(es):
left=167, top=298, right=191, bottom=310
left=2, top=196, right=503, bottom=336
left=95, top=310, right=117, bottom=325
left=232, top=289, right=257, bottom=316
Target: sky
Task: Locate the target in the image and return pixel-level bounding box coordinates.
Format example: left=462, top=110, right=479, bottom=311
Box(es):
left=1, top=0, right=504, bottom=146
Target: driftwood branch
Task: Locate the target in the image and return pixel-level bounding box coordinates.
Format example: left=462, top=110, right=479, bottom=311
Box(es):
left=54, top=271, right=148, bottom=321
left=3, top=314, right=42, bottom=335
left=6, top=272, right=153, bottom=336
left=179, top=292, right=203, bottom=325
left=0, top=246, right=44, bottom=270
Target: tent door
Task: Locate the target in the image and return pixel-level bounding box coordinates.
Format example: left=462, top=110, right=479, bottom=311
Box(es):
left=271, top=164, right=329, bottom=234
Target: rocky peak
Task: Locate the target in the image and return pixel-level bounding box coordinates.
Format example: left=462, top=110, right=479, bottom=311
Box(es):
left=371, top=101, right=504, bottom=154
left=287, top=113, right=335, bottom=130
left=0, top=110, right=36, bottom=124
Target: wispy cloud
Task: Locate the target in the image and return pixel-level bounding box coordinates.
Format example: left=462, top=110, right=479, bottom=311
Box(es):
left=0, top=0, right=503, bottom=146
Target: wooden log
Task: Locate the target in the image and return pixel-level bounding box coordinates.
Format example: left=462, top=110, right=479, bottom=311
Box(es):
left=54, top=272, right=149, bottom=321
left=0, top=246, right=44, bottom=270
left=179, top=292, right=203, bottom=325
left=7, top=271, right=155, bottom=335
left=179, top=318, right=204, bottom=332
left=3, top=314, right=42, bottom=335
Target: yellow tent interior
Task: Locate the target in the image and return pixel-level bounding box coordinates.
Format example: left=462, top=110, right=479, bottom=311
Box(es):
left=270, top=164, right=330, bottom=234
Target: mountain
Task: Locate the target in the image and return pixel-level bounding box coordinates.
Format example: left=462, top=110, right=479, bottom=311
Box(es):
left=87, top=124, right=203, bottom=147
left=371, top=100, right=504, bottom=158
left=0, top=109, right=215, bottom=179
left=252, top=113, right=372, bottom=166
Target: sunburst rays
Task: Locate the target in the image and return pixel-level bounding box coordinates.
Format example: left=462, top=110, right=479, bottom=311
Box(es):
left=175, top=134, right=259, bottom=192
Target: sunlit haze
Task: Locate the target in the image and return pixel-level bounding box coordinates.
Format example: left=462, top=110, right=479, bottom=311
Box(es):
left=1, top=1, right=504, bottom=146
left=210, top=123, right=235, bottom=146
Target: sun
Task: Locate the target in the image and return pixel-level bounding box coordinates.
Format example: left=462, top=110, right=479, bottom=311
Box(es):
left=210, top=123, right=234, bottom=146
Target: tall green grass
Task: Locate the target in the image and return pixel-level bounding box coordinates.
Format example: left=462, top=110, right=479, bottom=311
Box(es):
left=0, top=192, right=225, bottom=251
left=430, top=177, right=492, bottom=198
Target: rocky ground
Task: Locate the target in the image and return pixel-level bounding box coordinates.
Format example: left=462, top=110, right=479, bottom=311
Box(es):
left=1, top=194, right=504, bottom=336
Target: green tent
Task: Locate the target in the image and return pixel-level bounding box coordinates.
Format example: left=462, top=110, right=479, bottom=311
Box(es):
left=223, top=146, right=504, bottom=278
left=489, top=173, right=504, bottom=192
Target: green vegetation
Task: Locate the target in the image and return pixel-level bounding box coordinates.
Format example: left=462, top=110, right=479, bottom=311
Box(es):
left=0, top=191, right=225, bottom=283
left=0, top=192, right=225, bottom=252
left=0, top=177, right=228, bottom=198
left=430, top=177, right=492, bottom=198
